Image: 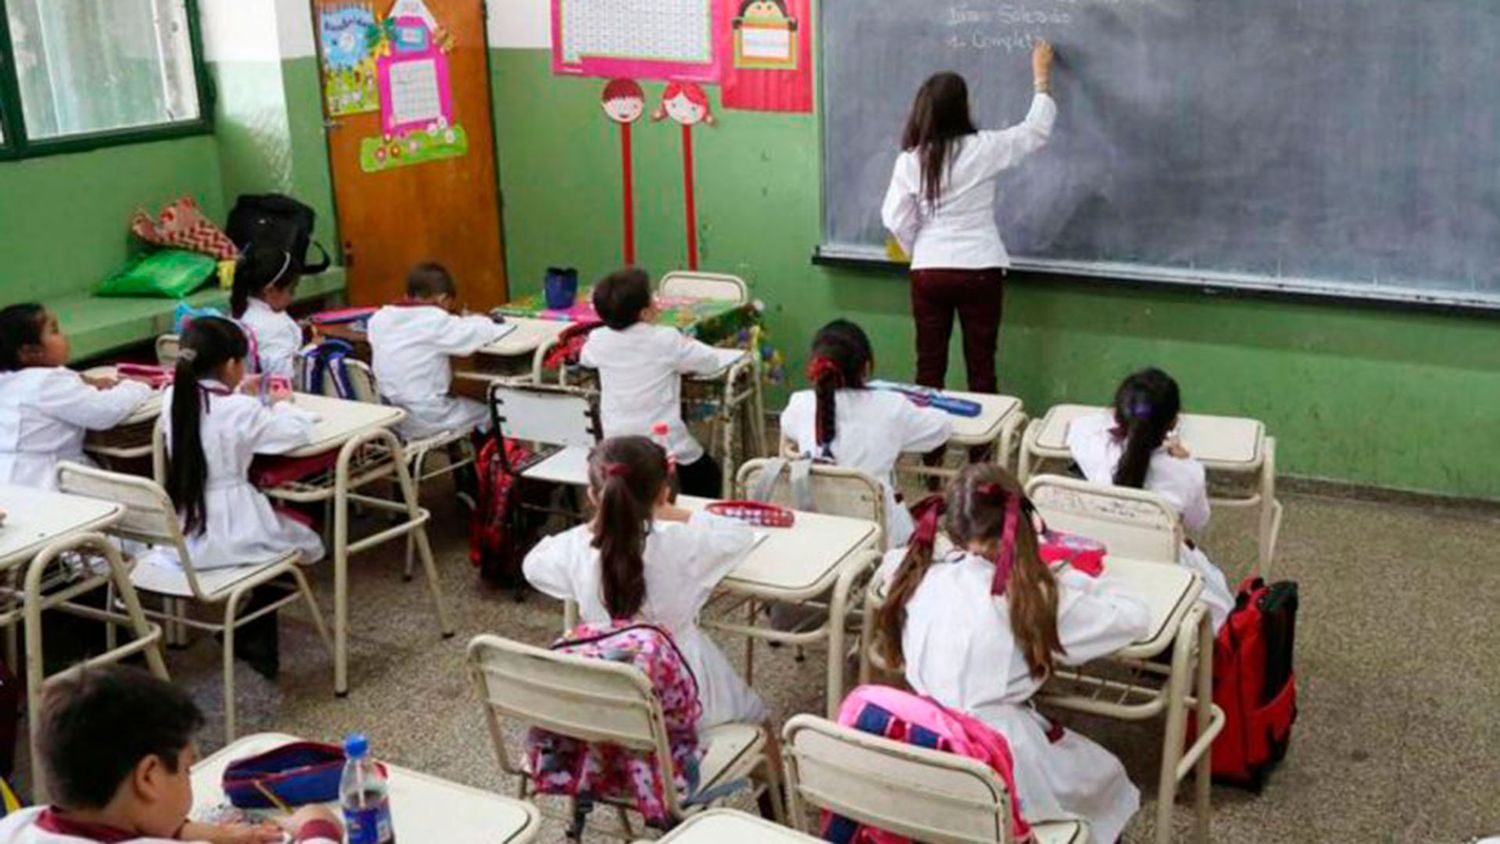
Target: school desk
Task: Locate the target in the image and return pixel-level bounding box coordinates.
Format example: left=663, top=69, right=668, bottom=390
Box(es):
left=0, top=486, right=169, bottom=798
left=1019, top=404, right=1283, bottom=577
left=652, top=809, right=819, bottom=842
left=78, top=366, right=164, bottom=463
left=685, top=496, right=881, bottom=719
left=193, top=733, right=540, bottom=843
left=250, top=394, right=453, bottom=696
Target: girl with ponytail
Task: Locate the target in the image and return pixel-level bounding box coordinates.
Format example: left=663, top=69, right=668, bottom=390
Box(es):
left=780, top=319, right=952, bottom=547
left=231, top=243, right=305, bottom=380
left=159, top=317, right=324, bottom=570
left=1066, top=367, right=1233, bottom=629
left=0, top=303, right=153, bottom=490
left=874, top=464, right=1150, bottom=843
left=523, top=435, right=765, bottom=728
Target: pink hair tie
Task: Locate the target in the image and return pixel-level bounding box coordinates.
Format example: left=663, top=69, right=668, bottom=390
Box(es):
left=991, top=495, right=1022, bottom=596
left=806, top=355, right=844, bottom=387
left=605, top=463, right=630, bottom=478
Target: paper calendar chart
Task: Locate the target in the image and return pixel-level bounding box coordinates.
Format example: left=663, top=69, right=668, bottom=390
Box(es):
left=552, top=0, right=722, bottom=81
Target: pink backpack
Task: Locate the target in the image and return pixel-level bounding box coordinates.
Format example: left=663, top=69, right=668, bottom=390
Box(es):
left=526, top=621, right=703, bottom=832
left=826, top=685, right=1032, bottom=843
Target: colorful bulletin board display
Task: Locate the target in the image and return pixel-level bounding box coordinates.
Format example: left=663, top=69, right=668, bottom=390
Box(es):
left=601, top=79, right=646, bottom=265
left=721, top=0, right=812, bottom=113
left=653, top=82, right=715, bottom=270
left=319, top=2, right=381, bottom=116
left=360, top=0, right=469, bottom=173
left=552, top=0, right=723, bottom=82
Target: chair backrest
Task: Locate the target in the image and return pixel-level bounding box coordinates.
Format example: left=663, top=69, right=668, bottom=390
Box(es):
left=1025, top=474, right=1182, bottom=564
left=782, top=714, right=1019, bottom=844
left=658, top=271, right=748, bottom=304
left=736, top=458, right=885, bottom=540
left=488, top=383, right=600, bottom=449
left=339, top=359, right=380, bottom=404
left=466, top=634, right=687, bottom=815
left=156, top=334, right=181, bottom=368
left=54, top=461, right=210, bottom=601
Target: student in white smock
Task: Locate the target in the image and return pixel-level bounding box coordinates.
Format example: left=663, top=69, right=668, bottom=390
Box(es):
left=877, top=465, right=1150, bottom=843
left=523, top=435, right=766, bottom=729
left=156, top=317, right=324, bottom=571
left=0, top=304, right=153, bottom=490
left=780, top=319, right=952, bottom=548
left=0, top=665, right=341, bottom=844
left=231, top=244, right=305, bottom=381
left=1066, top=367, right=1234, bottom=630
left=367, top=262, right=509, bottom=440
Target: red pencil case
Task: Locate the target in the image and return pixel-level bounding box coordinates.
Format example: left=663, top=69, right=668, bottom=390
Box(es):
left=116, top=363, right=173, bottom=388
left=1039, top=530, right=1106, bottom=577
left=706, top=501, right=796, bottom=528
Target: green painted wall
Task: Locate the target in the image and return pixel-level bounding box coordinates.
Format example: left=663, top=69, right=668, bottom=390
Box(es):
left=0, top=136, right=224, bottom=300
left=490, top=48, right=1500, bottom=500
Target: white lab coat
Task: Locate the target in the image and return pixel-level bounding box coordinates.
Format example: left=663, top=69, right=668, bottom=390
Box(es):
left=239, top=297, right=302, bottom=380
left=0, top=367, right=152, bottom=490
left=0, top=807, right=338, bottom=844
left=523, top=511, right=766, bottom=729
left=1066, top=413, right=1233, bottom=630
left=579, top=323, right=726, bottom=464
left=367, top=304, right=508, bottom=439
left=882, top=93, right=1057, bottom=270
left=780, top=388, right=953, bottom=548
left=885, top=547, right=1151, bottom=843
left=153, top=382, right=324, bottom=570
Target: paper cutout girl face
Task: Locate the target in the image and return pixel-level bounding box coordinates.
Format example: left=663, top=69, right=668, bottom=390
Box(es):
left=741, top=0, right=790, bottom=20
left=600, top=78, right=645, bottom=124
left=653, top=81, right=715, bottom=127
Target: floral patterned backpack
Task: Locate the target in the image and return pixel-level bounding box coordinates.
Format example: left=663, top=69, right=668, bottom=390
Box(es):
left=526, top=621, right=703, bottom=832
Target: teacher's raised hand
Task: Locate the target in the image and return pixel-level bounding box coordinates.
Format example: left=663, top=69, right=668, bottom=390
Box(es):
left=1032, top=39, right=1055, bottom=93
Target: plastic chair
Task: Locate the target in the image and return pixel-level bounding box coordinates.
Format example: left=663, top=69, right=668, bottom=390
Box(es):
left=56, top=463, right=332, bottom=741
left=658, top=271, right=749, bottom=304
left=156, top=334, right=181, bottom=367
left=781, top=714, right=1089, bottom=844
left=466, top=634, right=784, bottom=840
left=1024, top=474, right=1184, bottom=564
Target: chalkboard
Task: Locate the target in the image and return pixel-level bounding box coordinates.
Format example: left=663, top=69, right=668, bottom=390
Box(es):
left=820, top=0, right=1500, bottom=309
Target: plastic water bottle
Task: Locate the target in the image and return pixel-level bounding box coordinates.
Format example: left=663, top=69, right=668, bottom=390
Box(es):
left=339, top=734, right=395, bottom=844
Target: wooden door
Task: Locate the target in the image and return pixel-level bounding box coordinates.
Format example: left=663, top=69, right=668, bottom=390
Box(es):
left=313, top=0, right=507, bottom=309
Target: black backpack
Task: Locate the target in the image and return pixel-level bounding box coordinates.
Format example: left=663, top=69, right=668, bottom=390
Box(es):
left=226, top=193, right=331, bottom=275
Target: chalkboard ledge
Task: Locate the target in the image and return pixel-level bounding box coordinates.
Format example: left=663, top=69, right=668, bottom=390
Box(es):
left=811, top=245, right=1500, bottom=318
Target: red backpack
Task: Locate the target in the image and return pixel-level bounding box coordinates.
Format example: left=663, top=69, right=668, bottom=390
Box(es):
left=468, top=435, right=542, bottom=591
left=1208, top=576, right=1298, bottom=789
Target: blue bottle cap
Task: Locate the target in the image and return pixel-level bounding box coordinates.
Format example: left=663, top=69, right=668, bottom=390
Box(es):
left=344, top=733, right=369, bottom=759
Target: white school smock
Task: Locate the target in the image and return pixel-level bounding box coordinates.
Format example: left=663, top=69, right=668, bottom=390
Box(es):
left=579, top=323, right=725, bottom=464
left=239, top=297, right=302, bottom=381
left=0, top=367, right=152, bottom=490
left=153, top=382, right=324, bottom=570
left=0, top=807, right=340, bottom=843
left=881, top=93, right=1057, bottom=271
left=1066, top=412, right=1233, bottom=630
left=892, top=548, right=1150, bottom=843
left=779, top=388, right=953, bottom=548
left=367, top=304, right=508, bottom=439
left=523, top=511, right=766, bottom=729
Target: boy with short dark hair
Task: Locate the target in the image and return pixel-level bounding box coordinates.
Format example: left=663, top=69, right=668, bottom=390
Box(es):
left=0, top=666, right=340, bottom=843
left=580, top=267, right=730, bottom=497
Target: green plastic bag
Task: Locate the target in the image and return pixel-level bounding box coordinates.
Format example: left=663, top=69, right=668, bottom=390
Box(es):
left=96, top=249, right=217, bottom=298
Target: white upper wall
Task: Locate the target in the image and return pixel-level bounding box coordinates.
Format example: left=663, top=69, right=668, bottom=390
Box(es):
left=488, top=0, right=550, bottom=49
left=198, top=0, right=316, bottom=62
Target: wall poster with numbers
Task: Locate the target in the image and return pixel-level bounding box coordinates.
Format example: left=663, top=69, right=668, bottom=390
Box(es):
left=551, top=0, right=722, bottom=82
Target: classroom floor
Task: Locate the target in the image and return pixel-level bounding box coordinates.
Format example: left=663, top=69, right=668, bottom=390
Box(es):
left=18, top=481, right=1500, bottom=842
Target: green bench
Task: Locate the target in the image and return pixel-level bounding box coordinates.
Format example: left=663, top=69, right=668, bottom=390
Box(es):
left=55, top=267, right=347, bottom=364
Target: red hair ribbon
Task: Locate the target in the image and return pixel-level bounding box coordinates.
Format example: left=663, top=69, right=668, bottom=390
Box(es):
left=605, top=463, right=631, bottom=478
left=975, top=482, right=1004, bottom=499
left=909, top=494, right=945, bottom=548
left=991, top=494, right=1022, bottom=596
left=806, top=355, right=844, bottom=387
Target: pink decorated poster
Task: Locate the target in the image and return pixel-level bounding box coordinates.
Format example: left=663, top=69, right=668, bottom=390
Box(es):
left=552, top=0, right=723, bottom=82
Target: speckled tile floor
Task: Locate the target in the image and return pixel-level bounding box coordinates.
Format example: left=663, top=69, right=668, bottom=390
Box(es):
left=17, top=482, right=1500, bottom=843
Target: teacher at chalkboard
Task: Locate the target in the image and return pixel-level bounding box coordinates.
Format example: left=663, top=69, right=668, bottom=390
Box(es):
left=881, top=40, right=1056, bottom=395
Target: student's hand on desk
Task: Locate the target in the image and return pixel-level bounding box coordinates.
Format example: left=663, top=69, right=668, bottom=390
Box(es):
left=654, top=504, right=694, bottom=523
left=277, top=805, right=343, bottom=836
left=81, top=372, right=120, bottom=390
left=1166, top=436, right=1191, bottom=459
left=190, top=820, right=285, bottom=844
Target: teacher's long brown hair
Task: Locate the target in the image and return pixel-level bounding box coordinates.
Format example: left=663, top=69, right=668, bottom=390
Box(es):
left=878, top=464, right=1063, bottom=678
left=901, top=72, right=979, bottom=208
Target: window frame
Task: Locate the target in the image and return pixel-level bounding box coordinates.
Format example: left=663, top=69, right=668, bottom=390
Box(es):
left=0, top=0, right=214, bottom=161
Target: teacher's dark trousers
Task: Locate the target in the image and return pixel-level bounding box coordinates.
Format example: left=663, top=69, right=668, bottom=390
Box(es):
left=910, top=267, right=1006, bottom=393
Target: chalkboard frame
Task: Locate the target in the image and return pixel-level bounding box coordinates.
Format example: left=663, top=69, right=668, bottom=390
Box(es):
left=812, top=1, right=1500, bottom=315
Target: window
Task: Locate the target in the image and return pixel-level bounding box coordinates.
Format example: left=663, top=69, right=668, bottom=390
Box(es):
left=0, top=0, right=209, bottom=158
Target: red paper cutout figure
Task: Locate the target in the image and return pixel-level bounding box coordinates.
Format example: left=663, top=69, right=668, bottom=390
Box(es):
left=602, top=79, right=646, bottom=264
left=653, top=82, right=716, bottom=269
